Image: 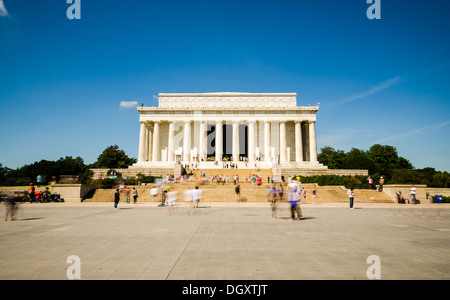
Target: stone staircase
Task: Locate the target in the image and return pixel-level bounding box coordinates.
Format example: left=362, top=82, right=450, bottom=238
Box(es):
left=86, top=175, right=394, bottom=204
left=188, top=168, right=274, bottom=180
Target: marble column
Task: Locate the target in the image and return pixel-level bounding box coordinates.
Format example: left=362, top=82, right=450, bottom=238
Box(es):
left=248, top=120, right=256, bottom=162
left=138, top=122, right=146, bottom=162
left=215, top=121, right=223, bottom=162
left=232, top=121, right=240, bottom=161
left=309, top=121, right=318, bottom=162
left=199, top=121, right=207, bottom=161
left=279, top=121, right=287, bottom=162
left=146, top=124, right=153, bottom=161
left=152, top=121, right=160, bottom=162
left=183, top=120, right=191, bottom=162
left=167, top=121, right=175, bottom=162
left=295, top=121, right=303, bottom=162
left=264, top=121, right=271, bottom=162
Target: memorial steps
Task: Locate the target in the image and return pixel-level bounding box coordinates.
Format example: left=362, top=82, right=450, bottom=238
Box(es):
left=85, top=179, right=394, bottom=204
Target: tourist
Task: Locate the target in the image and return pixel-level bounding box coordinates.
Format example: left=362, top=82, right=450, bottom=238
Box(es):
left=277, top=184, right=284, bottom=202
left=167, top=191, right=177, bottom=216
left=193, top=186, right=202, bottom=208
left=347, top=188, right=354, bottom=209
left=377, top=177, right=384, bottom=192
left=235, top=184, right=241, bottom=202
left=184, top=189, right=193, bottom=214
left=288, top=186, right=303, bottom=220
left=4, top=193, right=18, bottom=221
left=114, top=188, right=120, bottom=208
left=269, top=186, right=277, bottom=219
left=163, top=185, right=170, bottom=205
left=132, top=187, right=138, bottom=204
left=410, top=185, right=418, bottom=204
left=367, top=176, right=373, bottom=190
left=150, top=186, right=158, bottom=201
left=124, top=188, right=130, bottom=203
left=396, top=191, right=407, bottom=204
left=301, top=187, right=307, bottom=202
left=42, top=187, right=51, bottom=202
left=35, top=190, right=42, bottom=202
left=312, top=187, right=317, bottom=204
left=28, top=183, right=35, bottom=203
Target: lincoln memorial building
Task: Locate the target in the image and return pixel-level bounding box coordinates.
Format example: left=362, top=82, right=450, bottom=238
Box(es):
left=130, top=92, right=334, bottom=173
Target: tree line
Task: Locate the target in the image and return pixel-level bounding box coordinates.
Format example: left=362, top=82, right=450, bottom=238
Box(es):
left=0, top=145, right=136, bottom=186
left=1, top=143, right=449, bottom=188
left=317, top=144, right=450, bottom=188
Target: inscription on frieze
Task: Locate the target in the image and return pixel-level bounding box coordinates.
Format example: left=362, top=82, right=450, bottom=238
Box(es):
left=158, top=93, right=297, bottom=109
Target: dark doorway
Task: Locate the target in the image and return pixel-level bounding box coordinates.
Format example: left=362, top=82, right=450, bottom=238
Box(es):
left=207, top=124, right=248, bottom=161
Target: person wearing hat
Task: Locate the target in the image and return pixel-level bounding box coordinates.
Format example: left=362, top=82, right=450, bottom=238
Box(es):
left=378, top=177, right=384, bottom=192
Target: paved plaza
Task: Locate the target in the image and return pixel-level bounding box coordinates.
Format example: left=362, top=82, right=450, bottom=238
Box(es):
left=1, top=202, right=449, bottom=280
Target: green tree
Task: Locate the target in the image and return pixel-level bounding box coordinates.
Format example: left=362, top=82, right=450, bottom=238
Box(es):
left=0, top=163, right=10, bottom=184
left=342, top=148, right=376, bottom=174
left=367, top=144, right=412, bottom=179
left=55, top=156, right=85, bottom=176
left=92, top=145, right=137, bottom=169
left=317, top=146, right=346, bottom=169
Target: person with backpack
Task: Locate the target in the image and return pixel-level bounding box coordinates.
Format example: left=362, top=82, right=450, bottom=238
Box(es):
left=288, top=186, right=303, bottom=220
left=132, top=187, right=138, bottom=204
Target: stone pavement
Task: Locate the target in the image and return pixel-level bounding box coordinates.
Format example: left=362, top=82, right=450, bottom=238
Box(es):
left=1, top=202, right=449, bottom=280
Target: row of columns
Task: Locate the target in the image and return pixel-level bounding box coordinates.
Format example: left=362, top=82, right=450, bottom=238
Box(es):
left=138, top=120, right=317, bottom=163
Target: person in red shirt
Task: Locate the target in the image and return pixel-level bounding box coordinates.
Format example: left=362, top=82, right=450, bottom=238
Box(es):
left=28, top=183, right=35, bottom=202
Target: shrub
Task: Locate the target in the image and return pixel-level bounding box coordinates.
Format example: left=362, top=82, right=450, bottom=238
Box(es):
left=298, top=175, right=371, bottom=189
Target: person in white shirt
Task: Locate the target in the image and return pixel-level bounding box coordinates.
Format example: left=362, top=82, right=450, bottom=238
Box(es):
left=192, top=186, right=202, bottom=208
left=347, top=188, right=355, bottom=209
left=410, top=185, right=417, bottom=204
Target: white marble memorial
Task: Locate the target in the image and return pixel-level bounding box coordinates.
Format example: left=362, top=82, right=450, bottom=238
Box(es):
left=131, top=92, right=327, bottom=170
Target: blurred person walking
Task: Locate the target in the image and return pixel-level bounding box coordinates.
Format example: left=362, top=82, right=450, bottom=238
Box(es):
left=167, top=191, right=177, bottom=216
left=235, top=184, right=241, bottom=202
left=5, top=194, right=18, bottom=221
left=277, top=184, right=284, bottom=202
left=184, top=189, right=193, bottom=215
left=150, top=186, right=158, bottom=202
left=269, top=185, right=277, bottom=219
left=288, top=186, right=303, bottom=220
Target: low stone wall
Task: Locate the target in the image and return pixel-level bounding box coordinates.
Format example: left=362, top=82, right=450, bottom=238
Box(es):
left=277, top=168, right=368, bottom=177
left=51, top=184, right=96, bottom=203
left=382, top=184, right=429, bottom=204
left=427, top=188, right=450, bottom=197
left=91, top=168, right=174, bottom=179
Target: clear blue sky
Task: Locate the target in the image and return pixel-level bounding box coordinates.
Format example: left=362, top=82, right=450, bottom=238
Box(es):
left=1, top=0, right=449, bottom=171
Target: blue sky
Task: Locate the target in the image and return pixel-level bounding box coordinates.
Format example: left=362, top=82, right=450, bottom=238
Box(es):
left=1, top=0, right=449, bottom=171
